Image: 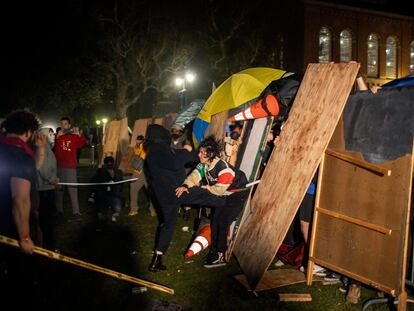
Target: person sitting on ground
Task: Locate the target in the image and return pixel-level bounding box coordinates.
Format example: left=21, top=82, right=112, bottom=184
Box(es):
left=175, top=136, right=248, bottom=268
left=91, top=156, right=123, bottom=222
left=128, top=135, right=156, bottom=217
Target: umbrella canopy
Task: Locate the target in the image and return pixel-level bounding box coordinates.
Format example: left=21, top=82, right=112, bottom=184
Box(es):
left=174, top=99, right=205, bottom=128
left=381, top=74, right=414, bottom=89
left=193, top=67, right=287, bottom=146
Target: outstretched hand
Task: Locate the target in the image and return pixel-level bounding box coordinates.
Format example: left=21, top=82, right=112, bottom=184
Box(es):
left=175, top=186, right=189, bottom=198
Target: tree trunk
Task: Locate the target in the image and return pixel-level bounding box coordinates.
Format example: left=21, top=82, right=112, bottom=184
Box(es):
left=115, top=82, right=129, bottom=119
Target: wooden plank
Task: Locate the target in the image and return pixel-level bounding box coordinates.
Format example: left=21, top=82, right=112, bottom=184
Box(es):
left=316, top=207, right=392, bottom=235
left=233, top=62, right=360, bottom=290
left=310, top=257, right=396, bottom=295
left=131, top=118, right=151, bottom=146
left=326, top=148, right=391, bottom=176
left=102, top=120, right=121, bottom=163
left=234, top=269, right=324, bottom=291
left=278, top=293, right=312, bottom=302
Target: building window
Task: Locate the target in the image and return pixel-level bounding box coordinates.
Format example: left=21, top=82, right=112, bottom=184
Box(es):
left=367, top=34, right=379, bottom=77
left=319, top=27, right=331, bottom=63
left=340, top=30, right=352, bottom=62
left=410, top=40, right=414, bottom=74
left=385, top=36, right=397, bottom=79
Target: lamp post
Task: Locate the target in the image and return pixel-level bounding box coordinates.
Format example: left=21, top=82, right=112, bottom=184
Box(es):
left=95, top=118, right=108, bottom=144
left=175, top=72, right=195, bottom=111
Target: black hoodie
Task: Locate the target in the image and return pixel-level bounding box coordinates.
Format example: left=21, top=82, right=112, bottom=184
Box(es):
left=146, top=124, right=195, bottom=205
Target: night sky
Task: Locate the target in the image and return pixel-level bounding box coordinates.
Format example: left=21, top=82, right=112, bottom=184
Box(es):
left=1, top=0, right=413, bottom=117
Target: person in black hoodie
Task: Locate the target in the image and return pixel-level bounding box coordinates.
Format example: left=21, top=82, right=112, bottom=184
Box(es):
left=145, top=124, right=196, bottom=272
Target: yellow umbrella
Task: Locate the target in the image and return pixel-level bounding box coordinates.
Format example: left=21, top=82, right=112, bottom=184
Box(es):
left=193, top=67, right=287, bottom=146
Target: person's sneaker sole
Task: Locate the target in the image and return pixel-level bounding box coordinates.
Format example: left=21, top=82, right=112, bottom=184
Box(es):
left=203, top=262, right=227, bottom=268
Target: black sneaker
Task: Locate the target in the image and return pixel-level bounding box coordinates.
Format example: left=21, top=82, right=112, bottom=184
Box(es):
left=324, top=271, right=341, bottom=282
left=203, top=252, right=226, bottom=268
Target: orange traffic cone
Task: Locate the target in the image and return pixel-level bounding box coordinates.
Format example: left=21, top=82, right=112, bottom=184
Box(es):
left=184, top=223, right=211, bottom=260
left=229, top=94, right=280, bottom=122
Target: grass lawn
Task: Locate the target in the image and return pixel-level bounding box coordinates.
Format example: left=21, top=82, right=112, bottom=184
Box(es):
left=33, top=163, right=413, bottom=310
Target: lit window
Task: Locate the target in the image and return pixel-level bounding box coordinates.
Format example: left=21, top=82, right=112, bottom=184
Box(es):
left=340, top=30, right=352, bottom=62
left=385, top=36, right=397, bottom=79
left=367, top=34, right=379, bottom=77
left=319, top=27, right=331, bottom=63
left=410, top=41, right=414, bottom=74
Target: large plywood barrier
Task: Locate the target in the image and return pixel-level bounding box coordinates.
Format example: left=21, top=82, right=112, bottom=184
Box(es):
left=233, top=62, right=359, bottom=290
left=101, top=120, right=121, bottom=164
left=308, top=150, right=412, bottom=297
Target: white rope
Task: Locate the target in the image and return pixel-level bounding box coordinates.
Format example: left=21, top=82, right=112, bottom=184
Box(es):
left=58, top=178, right=138, bottom=186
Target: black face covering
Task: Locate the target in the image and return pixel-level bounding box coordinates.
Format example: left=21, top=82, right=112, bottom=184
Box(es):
left=171, top=133, right=182, bottom=140
left=230, top=131, right=240, bottom=140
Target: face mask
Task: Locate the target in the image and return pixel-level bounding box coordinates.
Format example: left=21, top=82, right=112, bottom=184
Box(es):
left=171, top=133, right=182, bottom=139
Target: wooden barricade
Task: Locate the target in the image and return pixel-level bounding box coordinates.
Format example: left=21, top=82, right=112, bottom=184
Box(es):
left=233, top=62, right=360, bottom=290
left=306, top=137, right=413, bottom=310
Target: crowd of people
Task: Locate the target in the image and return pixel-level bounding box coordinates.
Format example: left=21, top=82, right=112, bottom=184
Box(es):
left=0, top=108, right=361, bottom=306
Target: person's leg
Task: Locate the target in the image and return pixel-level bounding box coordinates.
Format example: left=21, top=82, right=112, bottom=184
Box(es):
left=216, top=191, right=246, bottom=254
left=178, top=187, right=226, bottom=208
left=129, top=172, right=144, bottom=214
left=143, top=172, right=156, bottom=216
left=38, top=190, right=56, bottom=250
left=65, top=168, right=81, bottom=215
left=155, top=203, right=179, bottom=253
left=149, top=202, right=179, bottom=272
left=55, top=168, right=65, bottom=214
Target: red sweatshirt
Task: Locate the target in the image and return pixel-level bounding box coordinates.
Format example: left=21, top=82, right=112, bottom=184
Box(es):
left=54, top=133, right=86, bottom=168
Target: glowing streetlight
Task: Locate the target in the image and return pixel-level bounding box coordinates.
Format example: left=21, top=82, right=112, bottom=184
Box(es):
left=175, top=71, right=196, bottom=110
left=102, top=118, right=108, bottom=124
left=96, top=120, right=101, bottom=125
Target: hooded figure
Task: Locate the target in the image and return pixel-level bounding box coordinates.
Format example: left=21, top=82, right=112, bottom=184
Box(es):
left=145, top=124, right=196, bottom=272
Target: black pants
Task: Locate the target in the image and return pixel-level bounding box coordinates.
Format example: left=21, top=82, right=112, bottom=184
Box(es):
left=38, top=190, right=56, bottom=250
left=155, top=202, right=180, bottom=253
left=95, top=191, right=122, bottom=214
left=179, top=187, right=248, bottom=253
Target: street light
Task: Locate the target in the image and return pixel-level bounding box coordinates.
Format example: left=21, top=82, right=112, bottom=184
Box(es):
left=95, top=117, right=109, bottom=144
left=175, top=71, right=196, bottom=111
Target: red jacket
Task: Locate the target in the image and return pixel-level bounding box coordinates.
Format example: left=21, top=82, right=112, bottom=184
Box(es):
left=54, top=133, right=86, bottom=168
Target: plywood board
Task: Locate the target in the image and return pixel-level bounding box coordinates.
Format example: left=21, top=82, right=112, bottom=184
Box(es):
left=152, top=117, right=165, bottom=126
left=131, top=118, right=151, bottom=146
left=233, top=62, right=360, bottom=290
left=225, top=117, right=273, bottom=261
left=118, top=146, right=134, bottom=173
left=118, top=118, right=130, bottom=157
left=234, top=269, right=323, bottom=291
left=312, top=152, right=412, bottom=295
left=102, top=120, right=121, bottom=161
left=204, top=110, right=228, bottom=141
